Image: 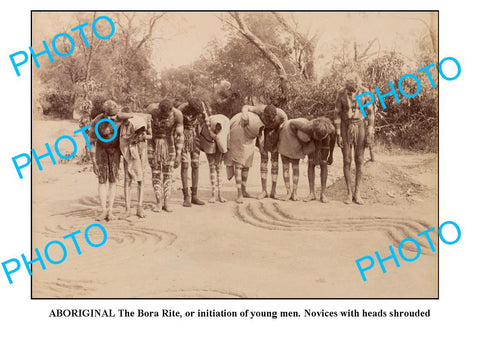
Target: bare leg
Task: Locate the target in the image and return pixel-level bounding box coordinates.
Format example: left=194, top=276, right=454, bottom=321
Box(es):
left=235, top=164, right=244, bottom=203
left=151, top=169, right=163, bottom=212
left=207, top=154, right=217, bottom=203
left=342, top=145, right=353, bottom=204
left=216, top=162, right=226, bottom=203
left=123, top=175, right=133, bottom=218
left=291, top=159, right=300, bottom=201
left=257, top=152, right=269, bottom=199
left=163, top=165, right=173, bottom=212
left=353, top=152, right=364, bottom=205
left=106, top=181, right=117, bottom=221
left=304, top=159, right=316, bottom=201
left=136, top=180, right=145, bottom=218
left=241, top=167, right=253, bottom=198
left=270, top=151, right=279, bottom=199
left=181, top=162, right=191, bottom=207
left=191, top=157, right=205, bottom=205
left=369, top=145, right=375, bottom=162
left=281, top=156, right=292, bottom=201
left=96, top=183, right=108, bottom=221
left=319, top=162, right=328, bottom=203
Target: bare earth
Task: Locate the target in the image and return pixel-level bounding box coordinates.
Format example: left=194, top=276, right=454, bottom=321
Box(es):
left=32, top=120, right=438, bottom=298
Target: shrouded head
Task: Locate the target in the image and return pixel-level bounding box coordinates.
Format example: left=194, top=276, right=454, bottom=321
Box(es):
left=188, top=98, right=204, bottom=115
left=103, top=100, right=118, bottom=116
left=159, top=98, right=173, bottom=115
left=311, top=117, right=335, bottom=141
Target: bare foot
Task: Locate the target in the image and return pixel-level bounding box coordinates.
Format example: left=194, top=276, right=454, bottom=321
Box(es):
left=344, top=194, right=353, bottom=205
left=96, top=211, right=108, bottom=221
left=162, top=205, right=173, bottom=213
left=121, top=208, right=132, bottom=218
left=242, top=191, right=254, bottom=199
left=136, top=206, right=146, bottom=218
left=280, top=192, right=292, bottom=201
left=208, top=195, right=216, bottom=203
left=353, top=195, right=364, bottom=205
left=152, top=204, right=162, bottom=213
left=218, top=195, right=227, bottom=203
left=290, top=192, right=299, bottom=201
left=320, top=193, right=329, bottom=203
left=270, top=191, right=278, bottom=199
left=256, top=191, right=268, bottom=200
left=106, top=211, right=117, bottom=221
left=236, top=196, right=244, bottom=204
left=303, top=193, right=316, bottom=202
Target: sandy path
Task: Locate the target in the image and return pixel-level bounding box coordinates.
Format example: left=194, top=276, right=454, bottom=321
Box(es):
left=32, top=120, right=438, bottom=298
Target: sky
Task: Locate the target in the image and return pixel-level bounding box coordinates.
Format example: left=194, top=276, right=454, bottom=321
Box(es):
left=32, top=11, right=435, bottom=75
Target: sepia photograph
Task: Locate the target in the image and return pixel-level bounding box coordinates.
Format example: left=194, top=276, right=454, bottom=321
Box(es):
left=31, top=11, right=439, bottom=298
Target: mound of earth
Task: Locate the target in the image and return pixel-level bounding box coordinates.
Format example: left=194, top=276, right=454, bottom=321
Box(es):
left=326, top=160, right=427, bottom=205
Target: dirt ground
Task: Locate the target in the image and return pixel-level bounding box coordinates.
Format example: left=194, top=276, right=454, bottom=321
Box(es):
left=32, top=120, right=438, bottom=298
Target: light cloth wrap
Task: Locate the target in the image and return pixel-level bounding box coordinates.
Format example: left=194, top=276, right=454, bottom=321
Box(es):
left=199, top=114, right=230, bottom=154
left=224, top=112, right=264, bottom=167
left=119, top=116, right=148, bottom=181
left=278, top=118, right=315, bottom=160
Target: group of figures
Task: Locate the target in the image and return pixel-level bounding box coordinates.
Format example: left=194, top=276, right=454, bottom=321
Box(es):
left=80, top=73, right=375, bottom=222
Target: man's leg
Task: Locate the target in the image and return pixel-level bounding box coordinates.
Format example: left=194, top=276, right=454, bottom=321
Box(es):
left=181, top=159, right=191, bottom=207
left=123, top=174, right=133, bottom=218
left=304, top=156, right=316, bottom=201
left=106, top=180, right=118, bottom=221
left=241, top=167, right=253, bottom=198
left=162, top=163, right=173, bottom=212
left=291, top=159, right=300, bottom=201
left=206, top=153, right=217, bottom=203
left=280, top=155, right=292, bottom=201
left=136, top=180, right=145, bottom=218
left=190, top=150, right=205, bottom=205
left=353, top=125, right=366, bottom=204
left=215, top=156, right=226, bottom=203
left=235, top=163, right=244, bottom=203
left=342, top=138, right=354, bottom=204
left=270, top=151, right=279, bottom=199
left=148, top=152, right=163, bottom=213
left=257, top=151, right=269, bottom=199
left=106, top=150, right=120, bottom=221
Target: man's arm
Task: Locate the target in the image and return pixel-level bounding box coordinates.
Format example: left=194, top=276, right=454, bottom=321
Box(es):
left=241, top=105, right=266, bottom=126
left=364, top=104, right=375, bottom=147
left=288, top=119, right=308, bottom=134
left=334, top=91, right=344, bottom=148
left=276, top=108, right=288, bottom=124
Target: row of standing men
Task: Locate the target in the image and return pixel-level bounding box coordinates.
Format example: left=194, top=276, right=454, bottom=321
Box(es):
left=85, top=75, right=375, bottom=221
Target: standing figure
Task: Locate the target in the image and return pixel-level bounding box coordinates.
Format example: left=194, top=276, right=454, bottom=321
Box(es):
left=303, top=117, right=336, bottom=203
left=224, top=111, right=264, bottom=203
left=334, top=73, right=375, bottom=204
left=89, top=100, right=122, bottom=221
left=177, top=98, right=208, bottom=207
left=241, top=104, right=288, bottom=200
left=147, top=98, right=184, bottom=212
left=198, top=114, right=230, bottom=203
left=119, top=110, right=150, bottom=218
